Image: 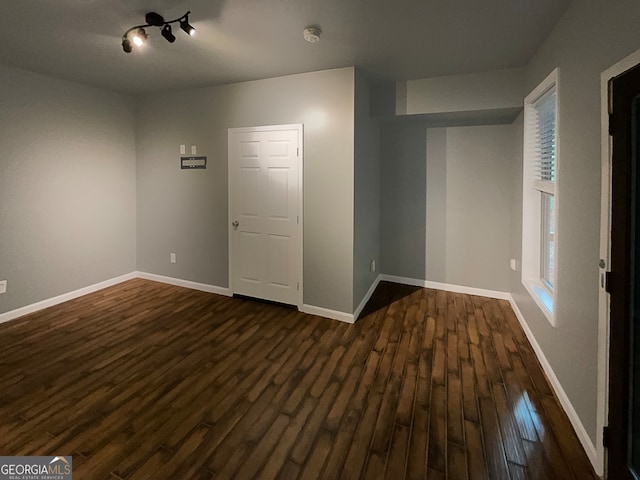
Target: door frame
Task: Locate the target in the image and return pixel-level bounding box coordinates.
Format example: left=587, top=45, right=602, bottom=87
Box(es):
left=227, top=124, right=304, bottom=308
left=599, top=48, right=640, bottom=478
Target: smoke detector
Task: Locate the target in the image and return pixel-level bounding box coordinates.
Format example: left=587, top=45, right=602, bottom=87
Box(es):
left=303, top=26, right=321, bottom=43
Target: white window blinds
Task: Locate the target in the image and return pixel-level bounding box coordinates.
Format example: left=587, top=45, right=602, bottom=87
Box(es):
left=528, top=88, right=557, bottom=195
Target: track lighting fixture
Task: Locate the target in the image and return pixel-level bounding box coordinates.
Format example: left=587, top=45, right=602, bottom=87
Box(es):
left=179, top=15, right=196, bottom=36
left=121, top=11, right=195, bottom=53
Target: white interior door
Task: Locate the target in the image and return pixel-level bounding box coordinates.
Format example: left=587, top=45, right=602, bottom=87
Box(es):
left=229, top=125, right=302, bottom=306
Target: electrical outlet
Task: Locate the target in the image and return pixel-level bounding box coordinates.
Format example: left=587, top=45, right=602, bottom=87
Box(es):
left=191, top=145, right=197, bottom=155
left=370, top=260, right=376, bottom=272
left=509, top=258, right=517, bottom=271
left=180, top=144, right=186, bottom=155
left=0, top=280, right=6, bottom=294
left=170, top=253, right=176, bottom=264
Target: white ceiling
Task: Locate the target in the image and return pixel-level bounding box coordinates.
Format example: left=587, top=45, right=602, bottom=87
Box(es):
left=0, top=0, right=571, bottom=95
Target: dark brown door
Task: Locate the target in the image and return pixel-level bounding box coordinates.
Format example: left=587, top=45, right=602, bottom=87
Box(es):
left=609, top=63, right=640, bottom=480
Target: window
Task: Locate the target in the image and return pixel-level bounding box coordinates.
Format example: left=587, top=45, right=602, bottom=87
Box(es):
left=522, top=68, right=559, bottom=325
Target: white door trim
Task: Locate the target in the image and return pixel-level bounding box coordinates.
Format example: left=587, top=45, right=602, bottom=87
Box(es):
left=598, top=47, right=640, bottom=477
left=227, top=124, right=304, bottom=308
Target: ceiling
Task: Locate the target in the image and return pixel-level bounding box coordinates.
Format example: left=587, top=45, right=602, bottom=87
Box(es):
left=0, top=0, right=571, bottom=95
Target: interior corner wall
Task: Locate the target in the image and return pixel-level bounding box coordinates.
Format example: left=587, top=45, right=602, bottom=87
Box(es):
left=509, top=0, right=640, bottom=447
left=0, top=64, right=137, bottom=315
left=380, top=124, right=427, bottom=280
left=353, top=70, right=381, bottom=311
left=381, top=121, right=513, bottom=292
left=136, top=67, right=355, bottom=315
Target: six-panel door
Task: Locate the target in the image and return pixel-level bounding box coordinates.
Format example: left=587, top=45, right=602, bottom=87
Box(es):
left=229, top=126, right=301, bottom=306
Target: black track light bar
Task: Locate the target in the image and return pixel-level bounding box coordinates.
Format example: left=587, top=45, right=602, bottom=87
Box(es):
left=121, top=11, right=194, bottom=53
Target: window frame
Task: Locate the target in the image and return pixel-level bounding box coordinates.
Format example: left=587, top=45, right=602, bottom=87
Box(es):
left=521, top=68, right=559, bottom=326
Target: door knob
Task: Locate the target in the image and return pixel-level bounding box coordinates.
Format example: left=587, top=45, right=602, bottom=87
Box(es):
left=232, top=221, right=239, bottom=228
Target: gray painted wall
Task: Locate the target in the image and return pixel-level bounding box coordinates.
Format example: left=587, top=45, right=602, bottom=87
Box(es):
left=430, top=125, right=514, bottom=291
left=425, top=128, right=447, bottom=282
left=381, top=122, right=513, bottom=292
left=353, top=70, right=381, bottom=311
left=0, top=64, right=137, bottom=314
left=136, top=68, right=355, bottom=314
left=380, top=124, right=427, bottom=279
left=510, top=0, right=640, bottom=445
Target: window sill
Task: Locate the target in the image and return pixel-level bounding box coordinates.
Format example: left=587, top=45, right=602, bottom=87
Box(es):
left=523, top=280, right=556, bottom=327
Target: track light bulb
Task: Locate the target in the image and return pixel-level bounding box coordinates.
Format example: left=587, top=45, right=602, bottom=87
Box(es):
left=132, top=28, right=147, bottom=47
left=161, top=24, right=176, bottom=43
left=122, top=38, right=132, bottom=53
left=180, top=17, right=196, bottom=36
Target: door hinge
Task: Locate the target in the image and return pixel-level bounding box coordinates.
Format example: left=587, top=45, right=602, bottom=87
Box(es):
left=297, top=215, right=299, bottom=225
left=603, top=426, right=611, bottom=448
left=605, top=271, right=614, bottom=293
left=297, top=147, right=299, bottom=157
left=297, top=282, right=300, bottom=291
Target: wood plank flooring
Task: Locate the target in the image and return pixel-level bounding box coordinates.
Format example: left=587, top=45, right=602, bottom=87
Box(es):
left=0, top=279, right=597, bottom=479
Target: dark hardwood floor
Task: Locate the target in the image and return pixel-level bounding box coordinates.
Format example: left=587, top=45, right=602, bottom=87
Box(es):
left=0, top=279, right=597, bottom=479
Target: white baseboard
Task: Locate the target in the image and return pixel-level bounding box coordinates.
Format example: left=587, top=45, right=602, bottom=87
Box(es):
left=135, top=271, right=232, bottom=297
left=353, top=275, right=382, bottom=321
left=508, top=296, right=599, bottom=472
left=0, top=272, right=232, bottom=326
left=379, top=274, right=511, bottom=300
left=0, top=270, right=348, bottom=326
left=138, top=273, right=354, bottom=325
left=138, top=272, right=354, bottom=324
left=0, top=272, right=138, bottom=325
left=300, top=304, right=354, bottom=324
left=302, top=273, right=383, bottom=324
